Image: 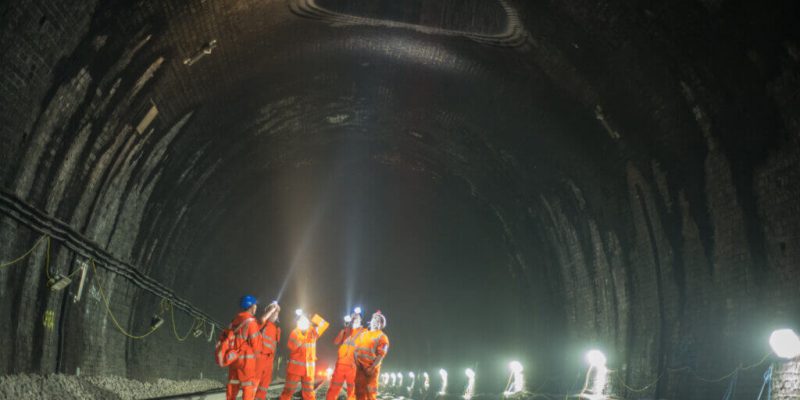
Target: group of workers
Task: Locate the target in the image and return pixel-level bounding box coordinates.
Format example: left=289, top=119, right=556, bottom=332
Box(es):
left=226, top=295, right=389, bottom=400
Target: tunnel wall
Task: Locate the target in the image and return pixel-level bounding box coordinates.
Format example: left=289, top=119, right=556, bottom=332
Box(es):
left=0, top=0, right=218, bottom=381
left=1, top=0, right=799, bottom=398
left=512, top=1, right=800, bottom=398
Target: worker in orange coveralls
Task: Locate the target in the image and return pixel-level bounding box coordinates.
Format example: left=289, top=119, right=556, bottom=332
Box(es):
left=255, top=301, right=281, bottom=400
left=279, top=309, right=329, bottom=400
left=227, top=295, right=262, bottom=400
left=326, top=307, right=367, bottom=400
left=354, top=311, right=389, bottom=400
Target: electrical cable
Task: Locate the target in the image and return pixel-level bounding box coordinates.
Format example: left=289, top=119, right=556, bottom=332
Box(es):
left=755, top=365, right=772, bottom=400
left=613, top=369, right=666, bottom=393
left=169, top=300, right=201, bottom=342
left=613, top=351, right=772, bottom=395
left=3, top=233, right=200, bottom=342
left=720, top=370, right=738, bottom=400
left=0, top=189, right=221, bottom=328
left=0, top=234, right=47, bottom=269
left=90, top=259, right=161, bottom=340
left=43, top=236, right=83, bottom=281
left=693, top=352, right=772, bottom=383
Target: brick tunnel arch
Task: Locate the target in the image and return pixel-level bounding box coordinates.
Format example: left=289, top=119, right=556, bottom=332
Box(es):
left=1, top=0, right=799, bottom=399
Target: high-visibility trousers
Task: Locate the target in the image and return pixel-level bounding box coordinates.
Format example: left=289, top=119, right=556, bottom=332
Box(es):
left=326, top=364, right=356, bottom=400
left=227, top=359, right=258, bottom=400
left=280, top=373, right=316, bottom=400
left=355, top=366, right=380, bottom=400
left=255, top=355, right=275, bottom=400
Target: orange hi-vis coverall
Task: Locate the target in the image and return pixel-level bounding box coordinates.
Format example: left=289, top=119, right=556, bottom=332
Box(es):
left=326, top=327, right=366, bottom=400
left=227, top=311, right=262, bottom=400
left=354, top=330, right=389, bottom=400
left=255, top=321, right=281, bottom=400
left=279, top=314, right=329, bottom=400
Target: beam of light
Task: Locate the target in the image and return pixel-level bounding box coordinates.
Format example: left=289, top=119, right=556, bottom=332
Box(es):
left=503, top=361, right=525, bottom=396
left=439, top=369, right=448, bottom=395
left=423, top=372, right=430, bottom=391
left=407, top=372, right=415, bottom=394
left=344, top=217, right=362, bottom=310
left=342, top=151, right=367, bottom=311
left=276, top=209, right=324, bottom=302
left=464, top=369, right=476, bottom=400
left=581, top=351, right=608, bottom=400
left=770, top=329, right=800, bottom=359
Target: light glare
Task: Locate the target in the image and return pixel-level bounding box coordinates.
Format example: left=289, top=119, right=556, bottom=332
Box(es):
left=464, top=368, right=476, bottom=400
left=770, top=329, right=800, bottom=359
left=504, top=361, right=525, bottom=396
left=586, top=350, right=607, bottom=367
left=297, top=316, right=310, bottom=330
left=439, top=369, right=448, bottom=395
left=509, top=361, right=523, bottom=373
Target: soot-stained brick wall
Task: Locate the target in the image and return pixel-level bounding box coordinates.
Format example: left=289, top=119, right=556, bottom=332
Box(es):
left=0, top=0, right=219, bottom=381
left=1, top=0, right=799, bottom=398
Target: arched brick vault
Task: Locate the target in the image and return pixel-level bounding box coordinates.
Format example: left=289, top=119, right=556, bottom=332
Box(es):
left=1, top=0, right=799, bottom=398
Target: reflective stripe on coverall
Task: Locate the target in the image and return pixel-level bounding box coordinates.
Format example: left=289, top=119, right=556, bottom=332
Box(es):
left=326, top=327, right=366, bottom=400
left=354, top=330, right=389, bottom=400
left=227, top=311, right=262, bottom=400
left=280, top=315, right=329, bottom=400
left=255, top=321, right=281, bottom=400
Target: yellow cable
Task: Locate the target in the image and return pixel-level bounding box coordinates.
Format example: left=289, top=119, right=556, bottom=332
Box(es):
left=3, top=237, right=210, bottom=343
left=614, top=371, right=663, bottom=393
left=0, top=235, right=47, bottom=269
left=691, top=352, right=771, bottom=383
left=170, top=301, right=199, bottom=341
left=614, top=351, right=772, bottom=392
left=90, top=259, right=161, bottom=340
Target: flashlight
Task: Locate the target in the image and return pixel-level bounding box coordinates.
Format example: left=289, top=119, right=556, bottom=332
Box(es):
left=295, top=309, right=303, bottom=316
left=298, top=316, right=311, bottom=330
left=344, top=315, right=352, bottom=323
left=354, top=306, right=362, bottom=314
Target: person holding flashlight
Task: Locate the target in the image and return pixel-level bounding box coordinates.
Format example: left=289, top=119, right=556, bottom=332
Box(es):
left=255, top=301, right=281, bottom=400
left=327, top=307, right=366, bottom=400
left=354, top=311, right=389, bottom=400
left=279, top=309, right=329, bottom=400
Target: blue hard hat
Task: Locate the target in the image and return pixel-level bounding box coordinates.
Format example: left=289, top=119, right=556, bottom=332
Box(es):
left=240, top=295, right=258, bottom=310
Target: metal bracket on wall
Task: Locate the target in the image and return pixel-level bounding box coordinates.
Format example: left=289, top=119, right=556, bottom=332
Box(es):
left=183, top=39, right=218, bottom=66
left=0, top=189, right=222, bottom=329
left=73, top=261, right=88, bottom=303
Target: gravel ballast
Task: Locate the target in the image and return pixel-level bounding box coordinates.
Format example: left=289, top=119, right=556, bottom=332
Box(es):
left=0, top=373, right=223, bottom=399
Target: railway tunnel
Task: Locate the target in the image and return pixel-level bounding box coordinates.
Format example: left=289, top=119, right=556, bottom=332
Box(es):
left=1, top=0, right=800, bottom=399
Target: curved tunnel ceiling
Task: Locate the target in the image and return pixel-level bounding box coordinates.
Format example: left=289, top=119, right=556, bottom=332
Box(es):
left=1, top=0, right=800, bottom=399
